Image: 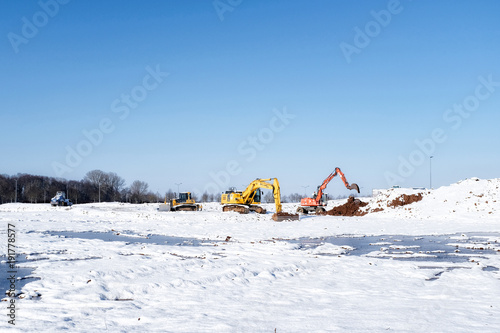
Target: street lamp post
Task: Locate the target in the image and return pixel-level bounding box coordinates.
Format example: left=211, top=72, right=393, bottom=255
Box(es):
left=301, top=185, right=309, bottom=197
left=429, top=156, right=434, bottom=189
left=175, top=183, right=182, bottom=194
left=14, top=178, right=18, bottom=203
left=98, top=183, right=101, bottom=203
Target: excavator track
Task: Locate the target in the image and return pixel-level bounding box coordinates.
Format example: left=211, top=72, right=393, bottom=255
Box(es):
left=173, top=204, right=201, bottom=212
left=272, top=212, right=300, bottom=222
left=223, top=205, right=250, bottom=214
left=248, top=205, right=266, bottom=214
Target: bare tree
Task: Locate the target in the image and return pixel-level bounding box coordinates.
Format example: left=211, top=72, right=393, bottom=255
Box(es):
left=264, top=191, right=274, bottom=203
left=106, top=172, right=126, bottom=201
left=83, top=170, right=108, bottom=202
left=288, top=193, right=303, bottom=203
left=144, top=191, right=157, bottom=203
left=0, top=175, right=14, bottom=204
left=121, top=188, right=131, bottom=203
left=84, top=170, right=107, bottom=186
left=24, top=177, right=43, bottom=203
left=130, top=180, right=149, bottom=203
left=82, top=170, right=125, bottom=202
left=165, top=189, right=175, bottom=201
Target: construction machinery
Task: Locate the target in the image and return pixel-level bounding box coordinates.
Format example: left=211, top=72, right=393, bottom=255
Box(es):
left=221, top=178, right=299, bottom=221
left=51, top=191, right=72, bottom=207
left=158, top=192, right=202, bottom=212
left=297, top=168, right=359, bottom=214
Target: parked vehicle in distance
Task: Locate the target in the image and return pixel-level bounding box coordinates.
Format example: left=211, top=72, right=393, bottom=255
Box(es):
left=51, top=191, right=72, bottom=207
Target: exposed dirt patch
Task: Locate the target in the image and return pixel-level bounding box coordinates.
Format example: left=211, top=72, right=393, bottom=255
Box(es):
left=387, top=193, right=423, bottom=208
left=272, top=212, right=300, bottom=221
left=322, top=197, right=368, bottom=216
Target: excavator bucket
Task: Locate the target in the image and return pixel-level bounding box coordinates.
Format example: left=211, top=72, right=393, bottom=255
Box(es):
left=348, top=183, right=360, bottom=193
left=272, top=212, right=300, bottom=222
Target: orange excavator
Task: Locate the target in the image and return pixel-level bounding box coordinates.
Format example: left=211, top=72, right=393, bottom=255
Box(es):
left=297, top=168, right=359, bottom=214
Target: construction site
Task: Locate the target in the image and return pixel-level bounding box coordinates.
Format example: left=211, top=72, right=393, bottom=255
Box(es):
left=2, top=176, right=499, bottom=332
left=2, top=1, right=498, bottom=331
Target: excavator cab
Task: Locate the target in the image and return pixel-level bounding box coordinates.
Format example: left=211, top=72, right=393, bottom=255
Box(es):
left=253, top=189, right=261, bottom=203
left=221, top=188, right=261, bottom=206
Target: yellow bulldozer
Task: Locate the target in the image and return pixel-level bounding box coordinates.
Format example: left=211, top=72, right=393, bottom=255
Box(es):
left=158, top=192, right=202, bottom=212
left=221, top=178, right=299, bottom=221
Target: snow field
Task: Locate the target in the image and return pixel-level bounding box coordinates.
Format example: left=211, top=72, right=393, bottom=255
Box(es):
left=0, top=178, right=499, bottom=332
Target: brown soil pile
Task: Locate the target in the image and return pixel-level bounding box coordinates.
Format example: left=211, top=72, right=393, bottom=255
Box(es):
left=272, top=212, right=300, bottom=221
left=387, top=193, right=423, bottom=208
left=322, top=197, right=368, bottom=216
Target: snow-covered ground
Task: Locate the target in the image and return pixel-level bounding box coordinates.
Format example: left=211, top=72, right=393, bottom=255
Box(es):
left=1, top=178, right=499, bottom=332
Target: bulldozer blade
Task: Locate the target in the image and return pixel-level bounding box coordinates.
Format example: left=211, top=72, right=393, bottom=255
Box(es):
left=272, top=212, right=300, bottom=222
left=158, top=203, right=172, bottom=211
left=349, top=183, right=360, bottom=193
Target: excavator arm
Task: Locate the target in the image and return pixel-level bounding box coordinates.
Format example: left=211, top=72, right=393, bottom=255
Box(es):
left=241, top=178, right=282, bottom=213
left=314, top=167, right=359, bottom=202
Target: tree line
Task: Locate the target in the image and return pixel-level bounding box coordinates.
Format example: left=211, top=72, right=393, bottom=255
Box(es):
left=0, top=170, right=350, bottom=205
left=0, top=170, right=165, bottom=204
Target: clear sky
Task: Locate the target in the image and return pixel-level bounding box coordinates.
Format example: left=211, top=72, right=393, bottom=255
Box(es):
left=1, top=0, right=499, bottom=197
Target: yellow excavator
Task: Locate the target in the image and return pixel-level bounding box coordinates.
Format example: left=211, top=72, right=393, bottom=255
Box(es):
left=158, top=192, right=202, bottom=212
left=221, top=178, right=299, bottom=221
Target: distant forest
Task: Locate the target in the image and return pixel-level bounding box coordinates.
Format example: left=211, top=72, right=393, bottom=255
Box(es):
left=0, top=170, right=171, bottom=204
left=0, top=170, right=321, bottom=205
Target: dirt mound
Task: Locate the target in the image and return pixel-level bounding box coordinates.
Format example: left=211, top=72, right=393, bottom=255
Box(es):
left=272, top=212, right=300, bottom=221
left=323, top=197, right=368, bottom=216
left=387, top=193, right=423, bottom=208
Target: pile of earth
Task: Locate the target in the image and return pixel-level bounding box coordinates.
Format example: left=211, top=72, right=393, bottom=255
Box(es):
left=321, top=197, right=368, bottom=216
left=387, top=193, right=423, bottom=208
left=272, top=212, right=300, bottom=221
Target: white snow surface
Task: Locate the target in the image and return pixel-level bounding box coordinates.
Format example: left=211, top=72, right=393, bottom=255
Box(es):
left=1, top=178, right=499, bottom=332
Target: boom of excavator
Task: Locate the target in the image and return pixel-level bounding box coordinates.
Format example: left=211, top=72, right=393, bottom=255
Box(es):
left=297, top=167, right=359, bottom=214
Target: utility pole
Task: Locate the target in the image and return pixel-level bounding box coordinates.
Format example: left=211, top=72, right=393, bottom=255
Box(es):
left=429, top=156, right=434, bottom=189
left=14, top=178, right=18, bottom=203
left=98, top=182, right=101, bottom=203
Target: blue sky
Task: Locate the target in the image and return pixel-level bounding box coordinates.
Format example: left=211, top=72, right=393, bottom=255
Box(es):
left=1, top=0, right=499, bottom=197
